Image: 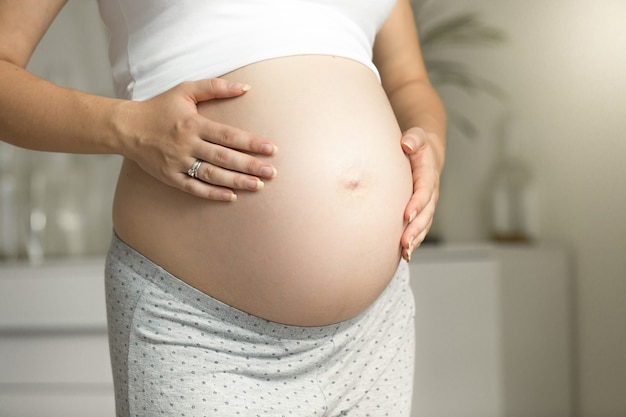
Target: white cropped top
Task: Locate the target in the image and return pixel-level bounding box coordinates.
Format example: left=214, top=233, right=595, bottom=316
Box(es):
left=96, top=0, right=397, bottom=100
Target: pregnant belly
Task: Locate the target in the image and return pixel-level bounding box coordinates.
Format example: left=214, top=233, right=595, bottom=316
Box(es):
left=113, top=56, right=413, bottom=326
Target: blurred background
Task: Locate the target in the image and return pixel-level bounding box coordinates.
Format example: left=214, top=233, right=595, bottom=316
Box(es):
left=415, top=2, right=626, bottom=416
left=1, top=0, right=625, bottom=416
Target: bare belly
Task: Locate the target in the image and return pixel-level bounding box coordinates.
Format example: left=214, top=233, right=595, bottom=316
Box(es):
left=113, top=56, right=413, bottom=326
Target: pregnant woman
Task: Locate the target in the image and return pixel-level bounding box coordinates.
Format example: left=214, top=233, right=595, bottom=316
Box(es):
left=0, top=0, right=446, bottom=415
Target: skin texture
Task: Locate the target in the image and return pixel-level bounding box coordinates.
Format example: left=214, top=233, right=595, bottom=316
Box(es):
left=0, top=0, right=446, bottom=314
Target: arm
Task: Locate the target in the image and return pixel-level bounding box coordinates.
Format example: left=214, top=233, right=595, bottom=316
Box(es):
left=0, top=0, right=277, bottom=201
left=373, top=0, right=447, bottom=261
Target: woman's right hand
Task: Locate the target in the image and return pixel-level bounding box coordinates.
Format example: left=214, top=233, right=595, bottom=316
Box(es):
left=118, top=78, right=277, bottom=202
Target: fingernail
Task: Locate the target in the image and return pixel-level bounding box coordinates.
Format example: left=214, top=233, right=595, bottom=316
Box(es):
left=224, top=192, right=237, bottom=202
left=409, top=211, right=417, bottom=223
left=229, top=82, right=251, bottom=92
left=246, top=179, right=264, bottom=190
left=260, top=166, right=277, bottom=178
left=402, top=139, right=415, bottom=152
left=260, top=144, right=278, bottom=155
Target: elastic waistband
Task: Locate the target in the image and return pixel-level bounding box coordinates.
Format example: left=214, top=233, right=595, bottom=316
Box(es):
left=107, top=231, right=409, bottom=340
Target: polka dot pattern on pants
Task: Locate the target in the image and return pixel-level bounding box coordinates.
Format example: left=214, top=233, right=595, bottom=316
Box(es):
left=105, top=233, right=415, bottom=417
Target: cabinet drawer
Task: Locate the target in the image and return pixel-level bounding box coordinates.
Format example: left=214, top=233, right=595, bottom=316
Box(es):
left=0, top=333, right=112, bottom=385
left=0, top=391, right=115, bottom=417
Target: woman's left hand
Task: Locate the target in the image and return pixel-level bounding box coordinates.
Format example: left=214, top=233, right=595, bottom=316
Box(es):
left=400, top=127, right=444, bottom=262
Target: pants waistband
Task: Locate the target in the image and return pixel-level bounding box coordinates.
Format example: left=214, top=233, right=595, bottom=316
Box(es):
left=106, top=231, right=410, bottom=340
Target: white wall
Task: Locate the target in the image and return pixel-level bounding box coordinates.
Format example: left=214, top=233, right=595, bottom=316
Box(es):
left=425, top=1, right=626, bottom=415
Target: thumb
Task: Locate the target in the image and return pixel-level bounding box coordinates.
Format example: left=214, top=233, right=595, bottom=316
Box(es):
left=401, top=127, right=426, bottom=154
left=184, top=78, right=251, bottom=104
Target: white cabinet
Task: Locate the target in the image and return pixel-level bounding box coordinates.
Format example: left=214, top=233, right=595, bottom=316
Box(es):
left=0, top=244, right=573, bottom=417
left=410, top=252, right=504, bottom=416
left=409, top=244, right=573, bottom=417
left=0, top=259, right=114, bottom=417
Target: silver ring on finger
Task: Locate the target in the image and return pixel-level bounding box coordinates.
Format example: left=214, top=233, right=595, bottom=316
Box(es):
left=187, top=159, right=203, bottom=179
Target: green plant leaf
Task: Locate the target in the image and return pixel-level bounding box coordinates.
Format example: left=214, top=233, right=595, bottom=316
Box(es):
left=420, top=12, right=507, bottom=50
left=426, top=59, right=506, bottom=99
left=412, top=3, right=508, bottom=140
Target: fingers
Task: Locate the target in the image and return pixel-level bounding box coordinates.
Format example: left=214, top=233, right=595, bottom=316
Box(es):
left=401, top=196, right=437, bottom=262
left=182, top=79, right=279, bottom=198
left=182, top=120, right=277, bottom=194
left=201, top=120, right=278, bottom=160
left=182, top=126, right=278, bottom=200
left=400, top=127, right=441, bottom=261
left=401, top=127, right=427, bottom=155
left=182, top=178, right=239, bottom=202
left=183, top=78, right=252, bottom=103
left=187, top=156, right=273, bottom=192
left=191, top=123, right=277, bottom=184
left=401, top=176, right=439, bottom=261
left=178, top=160, right=266, bottom=202
left=197, top=140, right=277, bottom=180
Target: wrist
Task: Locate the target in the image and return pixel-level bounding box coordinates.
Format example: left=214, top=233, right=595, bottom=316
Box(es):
left=108, top=99, right=143, bottom=160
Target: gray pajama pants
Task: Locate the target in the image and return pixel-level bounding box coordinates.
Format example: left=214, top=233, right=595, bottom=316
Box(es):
left=105, top=233, right=415, bottom=417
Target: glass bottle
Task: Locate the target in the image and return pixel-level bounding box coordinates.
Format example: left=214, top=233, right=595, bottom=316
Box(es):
left=28, top=152, right=88, bottom=261
left=488, top=115, right=539, bottom=242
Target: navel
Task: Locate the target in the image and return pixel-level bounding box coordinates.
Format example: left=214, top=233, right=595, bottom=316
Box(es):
left=339, top=166, right=371, bottom=195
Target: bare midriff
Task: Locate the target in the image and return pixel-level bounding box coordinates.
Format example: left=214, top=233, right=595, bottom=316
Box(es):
left=112, top=56, right=413, bottom=326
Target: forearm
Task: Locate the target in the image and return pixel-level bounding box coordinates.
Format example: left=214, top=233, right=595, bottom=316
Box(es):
left=372, top=0, right=446, bottom=169
left=0, top=60, right=129, bottom=155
